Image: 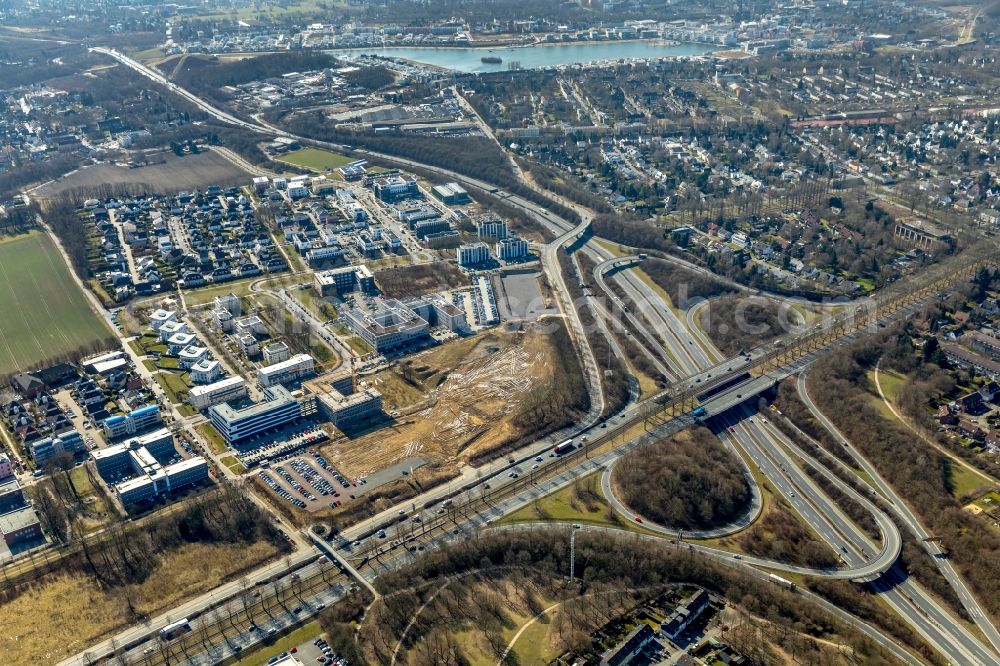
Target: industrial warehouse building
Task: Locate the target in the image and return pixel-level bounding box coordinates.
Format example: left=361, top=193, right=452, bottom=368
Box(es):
left=431, top=182, right=471, bottom=205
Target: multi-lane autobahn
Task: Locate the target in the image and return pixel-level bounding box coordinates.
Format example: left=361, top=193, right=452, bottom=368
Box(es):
left=67, top=46, right=1000, bottom=666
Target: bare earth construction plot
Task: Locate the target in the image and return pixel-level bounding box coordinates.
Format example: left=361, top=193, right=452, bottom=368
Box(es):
left=0, top=232, right=113, bottom=376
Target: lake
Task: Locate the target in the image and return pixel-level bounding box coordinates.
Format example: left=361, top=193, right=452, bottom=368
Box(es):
left=343, top=40, right=718, bottom=73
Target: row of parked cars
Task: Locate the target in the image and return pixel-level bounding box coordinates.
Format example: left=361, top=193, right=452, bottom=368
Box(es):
left=274, top=464, right=319, bottom=502
left=257, top=470, right=307, bottom=509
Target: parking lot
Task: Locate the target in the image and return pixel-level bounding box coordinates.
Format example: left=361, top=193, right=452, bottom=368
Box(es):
left=257, top=449, right=365, bottom=513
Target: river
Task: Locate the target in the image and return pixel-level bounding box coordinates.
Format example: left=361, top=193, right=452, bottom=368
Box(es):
left=342, top=40, right=718, bottom=73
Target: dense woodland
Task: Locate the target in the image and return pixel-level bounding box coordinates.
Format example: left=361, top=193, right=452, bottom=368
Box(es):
left=738, top=501, right=838, bottom=568
left=498, top=319, right=593, bottom=459
left=558, top=250, right=631, bottom=418
left=614, top=427, right=751, bottom=530
left=699, top=295, right=793, bottom=356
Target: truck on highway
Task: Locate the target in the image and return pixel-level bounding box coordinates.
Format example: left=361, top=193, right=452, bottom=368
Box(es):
left=553, top=439, right=575, bottom=455
left=691, top=406, right=707, bottom=418
left=768, top=573, right=797, bottom=591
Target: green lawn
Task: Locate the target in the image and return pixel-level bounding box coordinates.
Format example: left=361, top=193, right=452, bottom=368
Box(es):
left=501, top=472, right=629, bottom=530
left=153, top=372, right=196, bottom=416
left=183, top=278, right=259, bottom=307
left=277, top=148, right=353, bottom=173
left=0, top=232, right=113, bottom=374
left=219, top=455, right=247, bottom=475
left=198, top=423, right=230, bottom=454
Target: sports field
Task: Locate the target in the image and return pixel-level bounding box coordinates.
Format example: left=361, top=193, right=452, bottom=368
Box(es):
left=276, top=147, right=354, bottom=172
left=0, top=232, right=113, bottom=375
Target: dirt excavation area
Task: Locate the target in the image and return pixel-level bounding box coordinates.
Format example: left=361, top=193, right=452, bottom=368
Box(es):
left=323, top=327, right=561, bottom=479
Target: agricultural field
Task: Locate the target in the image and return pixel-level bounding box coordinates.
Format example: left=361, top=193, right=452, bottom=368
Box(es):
left=0, top=231, right=113, bottom=376
left=277, top=147, right=354, bottom=173
left=34, top=149, right=250, bottom=200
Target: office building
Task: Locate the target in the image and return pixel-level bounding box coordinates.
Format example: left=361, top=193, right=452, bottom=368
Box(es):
left=257, top=354, right=315, bottom=388
left=28, top=430, right=84, bottom=466
left=209, top=386, right=303, bottom=446
left=344, top=299, right=430, bottom=352
left=306, top=373, right=383, bottom=429
left=115, top=457, right=209, bottom=506
left=496, top=236, right=530, bottom=261
left=92, top=428, right=175, bottom=480
left=477, top=217, right=508, bottom=240
left=457, top=242, right=492, bottom=267
left=0, top=506, right=43, bottom=548
left=102, top=405, right=162, bottom=440
left=188, top=376, right=248, bottom=411
left=428, top=296, right=468, bottom=331
left=314, top=265, right=375, bottom=297
left=371, top=174, right=418, bottom=202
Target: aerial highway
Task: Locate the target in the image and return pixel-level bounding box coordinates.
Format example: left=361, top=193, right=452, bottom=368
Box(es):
left=797, top=372, right=1000, bottom=656
left=73, top=45, right=1000, bottom=666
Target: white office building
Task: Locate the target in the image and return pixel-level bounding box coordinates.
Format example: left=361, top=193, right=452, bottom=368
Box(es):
left=188, top=376, right=248, bottom=411
left=497, top=236, right=530, bottom=261
left=257, top=354, right=315, bottom=388
left=457, top=242, right=492, bottom=267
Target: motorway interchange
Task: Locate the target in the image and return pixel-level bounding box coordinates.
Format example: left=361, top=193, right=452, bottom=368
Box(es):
left=70, top=47, right=1000, bottom=666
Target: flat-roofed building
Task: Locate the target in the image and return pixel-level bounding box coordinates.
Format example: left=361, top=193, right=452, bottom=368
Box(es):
left=258, top=354, right=315, bottom=388
left=262, top=341, right=291, bottom=365
left=0, top=473, right=26, bottom=514
left=314, top=265, right=375, bottom=297
left=496, top=236, right=530, bottom=261
left=158, top=320, right=189, bottom=342
left=103, top=405, right=162, bottom=440
left=188, top=376, right=248, bottom=411
left=344, top=299, right=430, bottom=352
left=476, top=217, right=507, bottom=240
left=457, top=242, right=491, bottom=267
left=894, top=218, right=951, bottom=248
left=150, top=309, right=177, bottom=332
left=209, top=386, right=302, bottom=445
left=305, top=372, right=383, bottom=429
left=29, top=429, right=84, bottom=466
left=190, top=359, right=223, bottom=384
left=0, top=505, right=43, bottom=548
left=432, top=182, right=471, bottom=205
